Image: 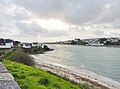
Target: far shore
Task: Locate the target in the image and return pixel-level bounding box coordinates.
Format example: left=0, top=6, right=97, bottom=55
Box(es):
left=44, top=43, right=120, bottom=48
left=31, top=55, right=120, bottom=89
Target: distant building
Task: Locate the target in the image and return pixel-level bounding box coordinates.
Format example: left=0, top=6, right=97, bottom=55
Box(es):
left=86, top=42, right=104, bottom=46
left=110, top=37, right=119, bottom=42
left=22, top=43, right=32, bottom=48
left=74, top=38, right=80, bottom=42
left=82, top=39, right=92, bottom=43
left=13, top=41, right=21, bottom=47
left=5, top=39, right=14, bottom=48
left=32, top=42, right=38, bottom=47
left=0, top=38, right=5, bottom=48
left=0, top=38, right=13, bottom=48
left=32, top=42, right=42, bottom=47
left=63, top=40, right=75, bottom=44
left=19, top=43, right=32, bottom=48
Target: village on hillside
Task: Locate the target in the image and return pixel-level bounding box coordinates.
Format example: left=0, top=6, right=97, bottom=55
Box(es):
left=45, top=37, right=120, bottom=46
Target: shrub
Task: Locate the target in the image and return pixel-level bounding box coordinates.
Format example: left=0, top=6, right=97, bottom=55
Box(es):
left=0, top=51, right=5, bottom=56
left=22, top=47, right=44, bottom=54
left=38, top=77, right=50, bottom=86
left=12, top=73, right=19, bottom=78
left=12, top=52, right=34, bottom=66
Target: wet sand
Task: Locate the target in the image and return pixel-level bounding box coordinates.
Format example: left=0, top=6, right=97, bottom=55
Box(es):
left=31, top=55, right=120, bottom=89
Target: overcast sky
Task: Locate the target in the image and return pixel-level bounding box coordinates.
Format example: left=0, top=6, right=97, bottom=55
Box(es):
left=0, top=0, right=120, bottom=42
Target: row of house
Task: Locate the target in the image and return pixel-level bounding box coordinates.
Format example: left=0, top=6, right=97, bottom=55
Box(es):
left=59, top=37, right=120, bottom=46
left=0, top=38, right=43, bottom=49
left=19, top=42, right=42, bottom=48
left=82, top=37, right=120, bottom=46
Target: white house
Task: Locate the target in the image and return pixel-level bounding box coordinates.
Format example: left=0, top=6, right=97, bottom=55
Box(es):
left=5, top=39, right=14, bottom=48
left=32, top=42, right=39, bottom=47
left=22, top=43, right=32, bottom=48
left=111, top=38, right=119, bottom=42
left=0, top=45, right=5, bottom=48
left=0, top=38, right=13, bottom=48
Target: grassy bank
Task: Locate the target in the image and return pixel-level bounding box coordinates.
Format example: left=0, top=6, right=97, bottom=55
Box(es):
left=2, top=49, right=83, bottom=89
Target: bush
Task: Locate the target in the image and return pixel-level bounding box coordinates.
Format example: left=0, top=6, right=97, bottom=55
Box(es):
left=22, top=47, right=44, bottom=54
left=12, top=52, right=34, bottom=66
left=0, top=51, right=5, bottom=56
left=38, top=77, right=50, bottom=86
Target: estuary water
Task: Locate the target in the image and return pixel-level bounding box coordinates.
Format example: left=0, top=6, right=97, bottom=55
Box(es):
left=34, top=44, right=120, bottom=83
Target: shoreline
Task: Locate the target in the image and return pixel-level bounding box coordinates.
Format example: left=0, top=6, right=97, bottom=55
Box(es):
left=31, top=55, right=120, bottom=89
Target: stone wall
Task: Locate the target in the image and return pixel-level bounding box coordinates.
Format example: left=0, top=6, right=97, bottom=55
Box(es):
left=0, top=62, right=21, bottom=89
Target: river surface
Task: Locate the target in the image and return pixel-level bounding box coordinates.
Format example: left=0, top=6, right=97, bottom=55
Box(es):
left=34, top=44, right=120, bottom=83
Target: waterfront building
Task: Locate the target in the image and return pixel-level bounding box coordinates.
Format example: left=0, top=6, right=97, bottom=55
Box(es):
left=0, top=38, right=13, bottom=48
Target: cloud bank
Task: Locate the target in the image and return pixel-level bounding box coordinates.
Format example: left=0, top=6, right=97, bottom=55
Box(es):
left=0, top=0, right=120, bottom=42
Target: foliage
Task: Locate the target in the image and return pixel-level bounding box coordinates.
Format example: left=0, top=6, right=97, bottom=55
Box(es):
left=3, top=48, right=20, bottom=59
left=38, top=77, right=50, bottom=86
left=23, top=46, right=44, bottom=54
left=11, top=52, right=34, bottom=66
left=22, top=45, right=54, bottom=54
left=0, top=51, right=5, bottom=56
left=2, top=48, right=34, bottom=66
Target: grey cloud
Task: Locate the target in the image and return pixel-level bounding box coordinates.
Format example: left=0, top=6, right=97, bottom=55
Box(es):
left=69, top=26, right=85, bottom=32
left=12, top=0, right=120, bottom=27
left=14, top=0, right=103, bottom=25
left=0, top=23, right=2, bottom=27
left=2, top=0, right=120, bottom=26
left=110, top=32, right=120, bottom=36
left=0, top=14, right=14, bottom=27
left=43, top=30, right=68, bottom=37
left=16, top=21, right=67, bottom=37
left=16, top=22, right=48, bottom=36
left=111, top=21, right=120, bottom=29
left=0, top=0, right=120, bottom=41
left=89, top=0, right=120, bottom=24
left=13, top=9, right=31, bottom=21
left=0, top=28, right=5, bottom=33
left=93, top=30, right=105, bottom=36
left=0, top=0, right=16, bottom=28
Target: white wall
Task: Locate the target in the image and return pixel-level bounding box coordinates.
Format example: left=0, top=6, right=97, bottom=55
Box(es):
left=23, top=44, right=31, bottom=48
left=5, top=43, right=12, bottom=48
left=0, top=45, right=6, bottom=48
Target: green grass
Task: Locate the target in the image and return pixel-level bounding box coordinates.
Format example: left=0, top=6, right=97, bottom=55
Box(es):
left=3, top=60, right=82, bottom=89
left=2, top=48, right=83, bottom=89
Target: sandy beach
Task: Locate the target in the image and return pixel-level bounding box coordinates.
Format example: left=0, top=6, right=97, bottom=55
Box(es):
left=31, top=55, right=120, bottom=89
